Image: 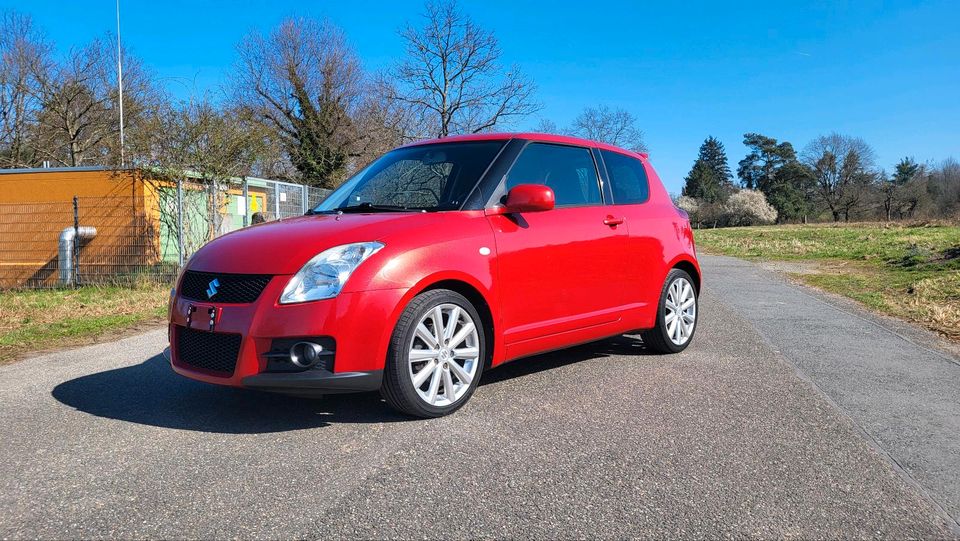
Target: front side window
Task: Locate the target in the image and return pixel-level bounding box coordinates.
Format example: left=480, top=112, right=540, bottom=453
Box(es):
left=505, top=143, right=602, bottom=207
left=314, top=141, right=504, bottom=212
left=600, top=149, right=650, bottom=205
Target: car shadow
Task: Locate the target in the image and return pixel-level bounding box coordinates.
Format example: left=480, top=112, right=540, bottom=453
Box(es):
left=481, top=333, right=652, bottom=385
left=51, top=354, right=408, bottom=434
left=51, top=335, right=652, bottom=434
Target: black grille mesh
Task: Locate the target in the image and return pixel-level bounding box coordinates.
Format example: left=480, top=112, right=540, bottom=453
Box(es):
left=175, top=326, right=242, bottom=375
left=179, top=271, right=272, bottom=303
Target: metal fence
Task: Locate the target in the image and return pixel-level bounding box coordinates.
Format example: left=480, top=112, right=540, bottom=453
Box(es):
left=0, top=177, right=331, bottom=290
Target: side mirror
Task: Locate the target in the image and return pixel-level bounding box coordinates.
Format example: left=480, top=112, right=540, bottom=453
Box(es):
left=499, top=184, right=555, bottom=213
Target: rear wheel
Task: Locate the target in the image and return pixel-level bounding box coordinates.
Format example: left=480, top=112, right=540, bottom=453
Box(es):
left=381, top=289, right=485, bottom=418
left=641, top=269, right=698, bottom=353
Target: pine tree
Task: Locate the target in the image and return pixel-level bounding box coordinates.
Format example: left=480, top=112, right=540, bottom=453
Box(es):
left=699, top=136, right=733, bottom=192
left=682, top=136, right=733, bottom=203
left=892, top=157, right=920, bottom=186
left=737, top=133, right=796, bottom=192
left=682, top=160, right=718, bottom=201
left=737, top=133, right=812, bottom=222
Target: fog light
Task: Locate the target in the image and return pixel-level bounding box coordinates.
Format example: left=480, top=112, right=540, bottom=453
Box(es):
left=289, top=342, right=324, bottom=368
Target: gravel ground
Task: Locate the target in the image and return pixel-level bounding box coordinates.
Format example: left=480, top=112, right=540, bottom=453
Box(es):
left=0, top=257, right=957, bottom=539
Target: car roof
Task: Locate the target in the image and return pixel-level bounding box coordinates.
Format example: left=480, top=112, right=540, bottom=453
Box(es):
left=403, top=132, right=649, bottom=160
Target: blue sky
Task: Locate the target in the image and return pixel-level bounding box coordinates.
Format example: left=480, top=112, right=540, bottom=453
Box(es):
left=5, top=0, right=958, bottom=194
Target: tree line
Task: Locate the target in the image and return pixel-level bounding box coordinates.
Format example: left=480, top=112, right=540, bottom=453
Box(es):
left=0, top=2, right=644, bottom=189
left=4, top=2, right=955, bottom=222
left=679, top=134, right=959, bottom=225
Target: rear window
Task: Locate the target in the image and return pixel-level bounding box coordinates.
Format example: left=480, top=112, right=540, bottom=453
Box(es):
left=600, top=150, right=650, bottom=205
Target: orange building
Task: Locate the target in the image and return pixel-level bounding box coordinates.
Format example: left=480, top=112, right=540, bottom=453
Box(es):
left=0, top=167, right=284, bottom=288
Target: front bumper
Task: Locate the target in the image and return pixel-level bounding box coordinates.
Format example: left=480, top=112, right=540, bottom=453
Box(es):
left=163, top=347, right=382, bottom=394
left=167, top=274, right=406, bottom=392
left=242, top=369, right=383, bottom=395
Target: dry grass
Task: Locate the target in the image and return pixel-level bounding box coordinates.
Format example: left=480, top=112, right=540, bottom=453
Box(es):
left=696, top=222, right=960, bottom=341
left=0, top=285, right=170, bottom=363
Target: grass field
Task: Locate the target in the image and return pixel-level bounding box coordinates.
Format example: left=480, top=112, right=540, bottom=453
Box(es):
left=695, top=222, right=960, bottom=341
left=0, top=285, right=170, bottom=364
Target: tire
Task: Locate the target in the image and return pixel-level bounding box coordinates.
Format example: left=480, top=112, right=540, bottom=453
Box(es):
left=381, top=289, right=486, bottom=418
left=641, top=269, right=698, bottom=354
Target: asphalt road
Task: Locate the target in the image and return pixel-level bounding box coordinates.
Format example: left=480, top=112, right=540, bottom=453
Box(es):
left=1, top=255, right=959, bottom=539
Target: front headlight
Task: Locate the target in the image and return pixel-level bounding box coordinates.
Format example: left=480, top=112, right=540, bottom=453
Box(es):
left=280, top=242, right=384, bottom=304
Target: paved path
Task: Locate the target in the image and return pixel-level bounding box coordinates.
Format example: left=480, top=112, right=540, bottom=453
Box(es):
left=705, top=254, right=960, bottom=527
left=1, top=256, right=958, bottom=538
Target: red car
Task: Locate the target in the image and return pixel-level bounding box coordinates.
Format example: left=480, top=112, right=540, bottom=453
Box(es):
left=167, top=133, right=701, bottom=417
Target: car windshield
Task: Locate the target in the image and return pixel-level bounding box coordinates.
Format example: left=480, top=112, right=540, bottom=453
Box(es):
left=313, top=141, right=505, bottom=213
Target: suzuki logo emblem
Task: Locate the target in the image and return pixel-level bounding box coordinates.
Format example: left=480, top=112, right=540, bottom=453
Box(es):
left=206, top=278, right=220, bottom=299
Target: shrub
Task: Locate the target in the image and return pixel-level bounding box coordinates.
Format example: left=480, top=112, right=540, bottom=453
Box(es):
left=675, top=195, right=699, bottom=214
left=723, top=189, right=778, bottom=226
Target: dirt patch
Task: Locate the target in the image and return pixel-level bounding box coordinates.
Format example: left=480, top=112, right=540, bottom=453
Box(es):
left=934, top=245, right=960, bottom=263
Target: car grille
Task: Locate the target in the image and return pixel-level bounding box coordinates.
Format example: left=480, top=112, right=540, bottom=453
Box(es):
left=175, top=326, right=242, bottom=376
left=179, top=271, right=272, bottom=303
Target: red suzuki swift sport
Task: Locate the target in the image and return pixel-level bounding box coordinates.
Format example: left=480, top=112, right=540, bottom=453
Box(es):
left=167, top=133, right=700, bottom=417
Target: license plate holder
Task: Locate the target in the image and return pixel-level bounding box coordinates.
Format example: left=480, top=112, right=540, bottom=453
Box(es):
left=186, top=303, right=221, bottom=332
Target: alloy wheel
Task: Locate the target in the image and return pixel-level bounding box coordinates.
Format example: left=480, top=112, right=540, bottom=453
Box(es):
left=407, top=303, right=480, bottom=407
left=665, top=277, right=696, bottom=346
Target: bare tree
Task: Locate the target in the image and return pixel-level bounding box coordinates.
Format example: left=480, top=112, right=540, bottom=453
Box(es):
left=351, top=80, right=416, bottom=164
left=131, top=97, right=271, bottom=253
left=388, top=0, right=539, bottom=138
left=30, top=35, right=157, bottom=167
left=570, top=105, right=647, bottom=153
left=531, top=117, right=559, bottom=134
left=136, top=98, right=264, bottom=181
left=802, top=133, right=877, bottom=222
left=233, top=18, right=368, bottom=188
left=0, top=11, right=49, bottom=167
left=928, top=158, right=960, bottom=218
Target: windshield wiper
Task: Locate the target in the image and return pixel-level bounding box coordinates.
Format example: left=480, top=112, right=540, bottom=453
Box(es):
left=332, top=202, right=418, bottom=213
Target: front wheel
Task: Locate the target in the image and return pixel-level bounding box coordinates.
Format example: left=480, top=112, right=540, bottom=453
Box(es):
left=641, top=269, right=698, bottom=353
left=381, top=289, right=485, bottom=418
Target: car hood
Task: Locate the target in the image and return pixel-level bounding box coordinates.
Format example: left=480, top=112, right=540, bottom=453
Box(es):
left=188, top=212, right=433, bottom=275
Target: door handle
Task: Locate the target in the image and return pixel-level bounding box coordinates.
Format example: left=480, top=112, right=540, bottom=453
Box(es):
left=603, top=216, right=625, bottom=226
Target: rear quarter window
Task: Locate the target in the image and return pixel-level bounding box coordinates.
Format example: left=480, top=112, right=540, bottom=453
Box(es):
left=600, top=150, right=650, bottom=205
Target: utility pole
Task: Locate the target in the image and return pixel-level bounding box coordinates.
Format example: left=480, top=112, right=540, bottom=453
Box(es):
left=116, top=0, right=125, bottom=167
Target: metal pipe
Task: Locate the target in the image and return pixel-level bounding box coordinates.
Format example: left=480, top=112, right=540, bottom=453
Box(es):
left=176, top=178, right=184, bottom=267
left=58, top=226, right=97, bottom=286
left=72, top=196, right=79, bottom=286
left=242, top=176, right=249, bottom=227
left=212, top=178, right=219, bottom=235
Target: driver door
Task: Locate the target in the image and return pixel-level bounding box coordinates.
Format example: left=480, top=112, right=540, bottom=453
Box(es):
left=488, top=142, right=629, bottom=359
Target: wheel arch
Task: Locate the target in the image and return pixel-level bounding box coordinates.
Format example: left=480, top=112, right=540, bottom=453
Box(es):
left=421, top=279, right=497, bottom=370
left=670, top=257, right=701, bottom=293
left=379, top=272, right=500, bottom=372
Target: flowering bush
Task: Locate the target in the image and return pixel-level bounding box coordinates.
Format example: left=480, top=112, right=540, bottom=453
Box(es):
left=723, top=189, right=778, bottom=226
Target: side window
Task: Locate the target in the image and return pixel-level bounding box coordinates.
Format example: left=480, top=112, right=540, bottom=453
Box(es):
left=505, top=143, right=601, bottom=207
left=600, top=150, right=650, bottom=205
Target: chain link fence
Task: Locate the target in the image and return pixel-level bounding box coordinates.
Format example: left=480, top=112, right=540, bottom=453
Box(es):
left=0, top=177, right=331, bottom=290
